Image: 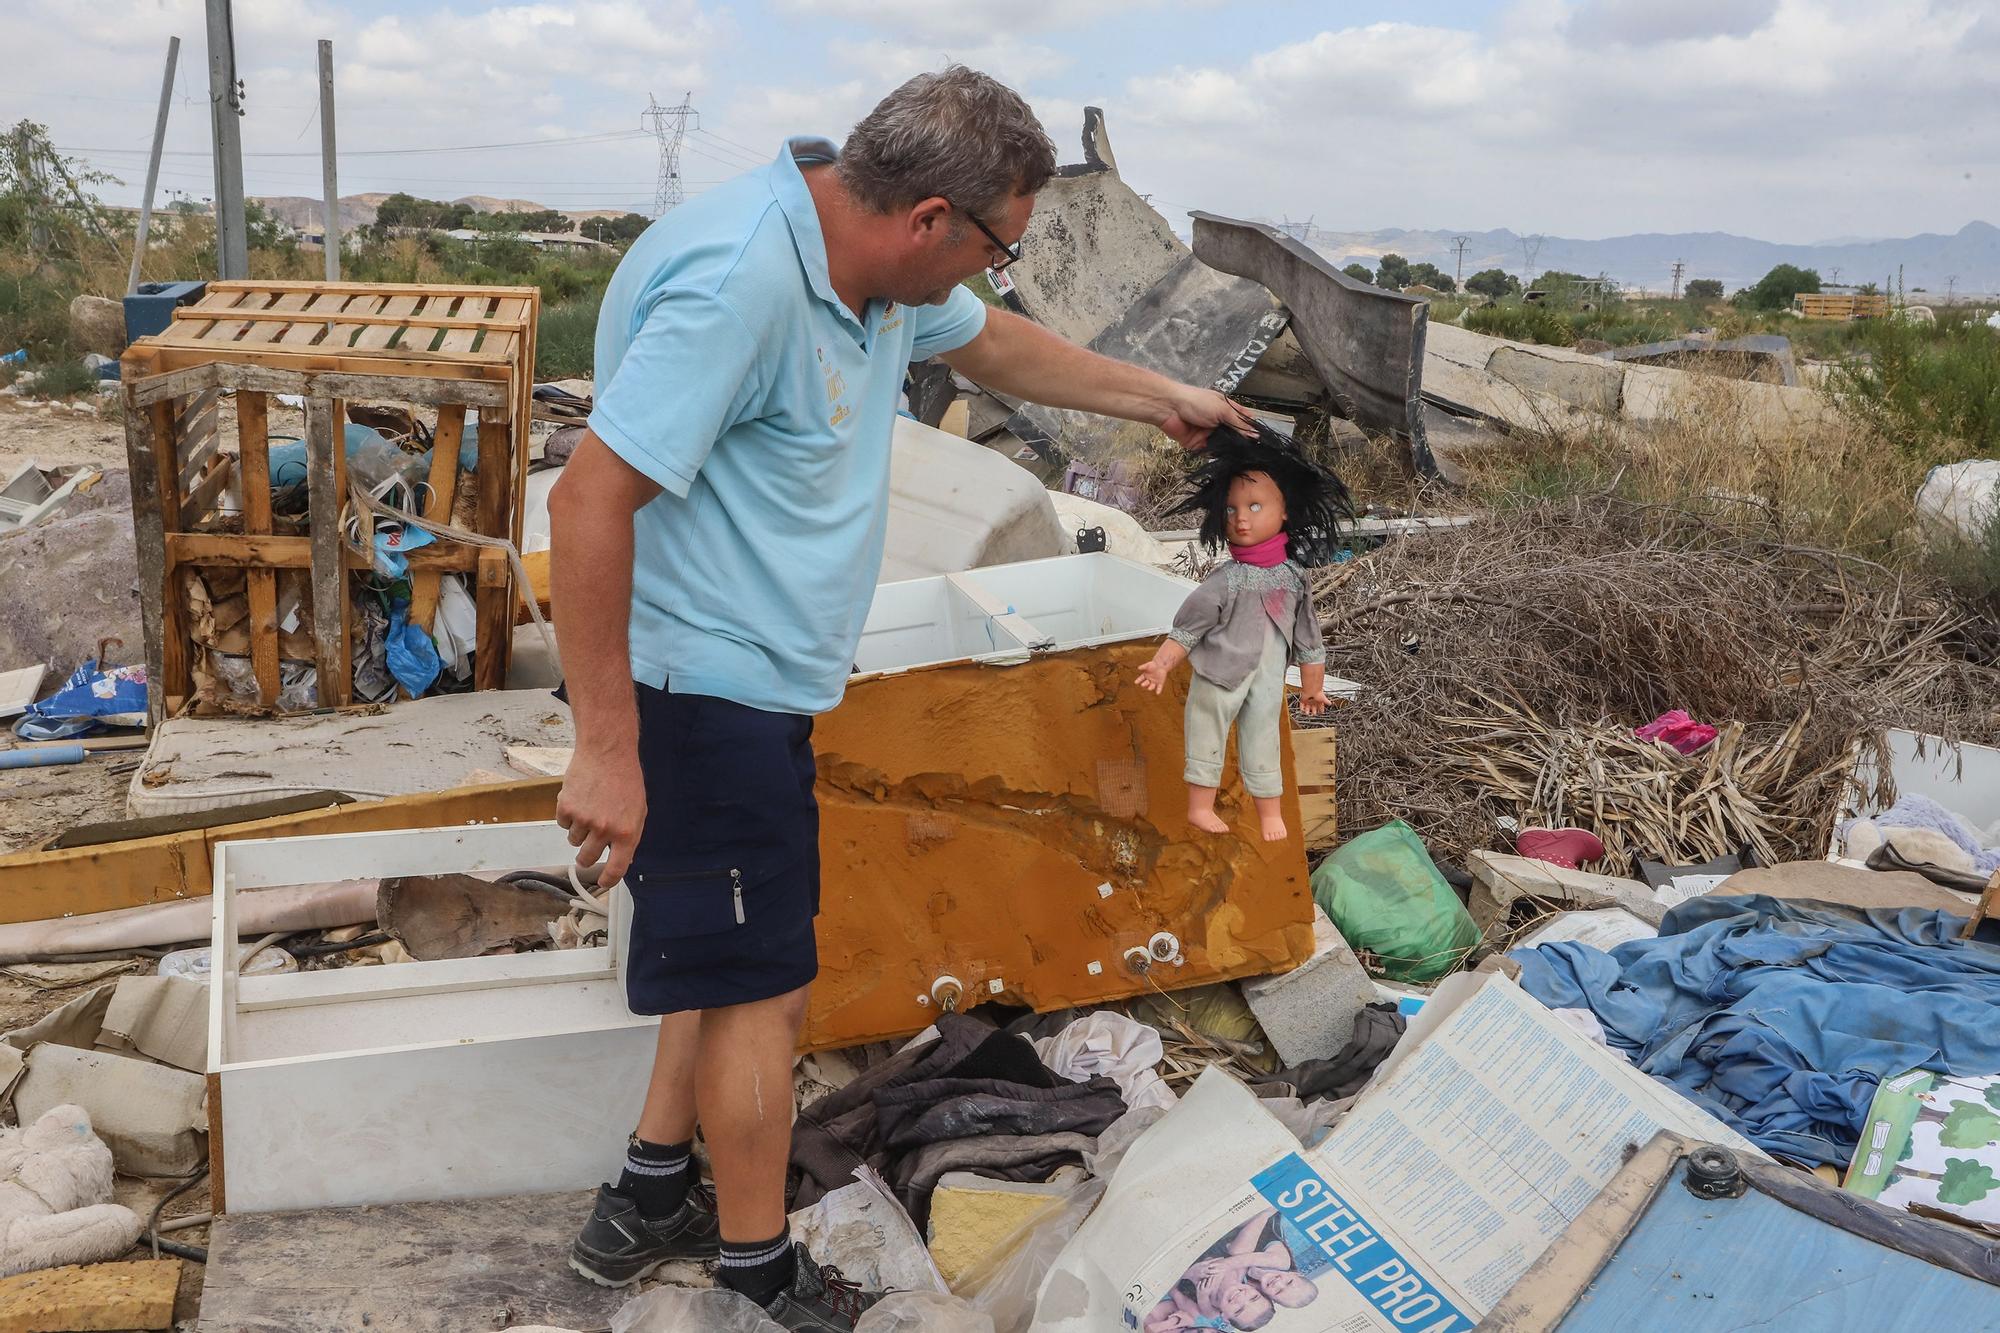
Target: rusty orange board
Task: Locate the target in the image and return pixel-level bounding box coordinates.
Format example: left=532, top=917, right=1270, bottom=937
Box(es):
left=805, top=639, right=1314, bottom=1047
left=1, top=648, right=1312, bottom=1049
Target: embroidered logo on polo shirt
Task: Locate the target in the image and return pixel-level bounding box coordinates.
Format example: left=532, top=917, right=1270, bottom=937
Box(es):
left=821, top=353, right=850, bottom=426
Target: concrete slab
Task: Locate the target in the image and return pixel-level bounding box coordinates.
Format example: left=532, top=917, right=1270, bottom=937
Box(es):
left=129, top=689, right=571, bottom=818
left=1240, top=904, right=1379, bottom=1067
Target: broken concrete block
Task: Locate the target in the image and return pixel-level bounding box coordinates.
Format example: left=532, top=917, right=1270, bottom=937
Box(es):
left=0, top=1258, right=179, bottom=1330
left=1240, top=905, right=1378, bottom=1067
left=925, top=1171, right=1078, bottom=1287
left=12, top=1046, right=206, bottom=1176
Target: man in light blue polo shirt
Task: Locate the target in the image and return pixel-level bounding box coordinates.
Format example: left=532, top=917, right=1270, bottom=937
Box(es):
left=549, top=67, right=1253, bottom=1326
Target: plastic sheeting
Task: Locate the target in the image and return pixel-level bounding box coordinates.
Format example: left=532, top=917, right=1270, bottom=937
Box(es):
left=1511, top=894, right=2000, bottom=1164
left=1032, top=1011, right=1176, bottom=1111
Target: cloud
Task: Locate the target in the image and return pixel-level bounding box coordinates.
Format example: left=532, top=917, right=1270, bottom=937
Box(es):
left=776, top=0, right=1155, bottom=42
left=3, top=0, right=731, bottom=214
left=1568, top=0, right=1780, bottom=48
left=1098, top=0, right=1999, bottom=238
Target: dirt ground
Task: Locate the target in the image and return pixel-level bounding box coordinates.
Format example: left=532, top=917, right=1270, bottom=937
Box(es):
left=0, top=754, right=138, bottom=854
left=0, top=389, right=127, bottom=477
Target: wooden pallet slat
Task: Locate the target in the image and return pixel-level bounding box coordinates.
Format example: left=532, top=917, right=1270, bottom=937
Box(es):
left=352, top=293, right=423, bottom=352
left=236, top=391, right=281, bottom=708
left=239, top=289, right=316, bottom=346
left=407, top=404, right=467, bottom=638
left=122, top=280, right=537, bottom=719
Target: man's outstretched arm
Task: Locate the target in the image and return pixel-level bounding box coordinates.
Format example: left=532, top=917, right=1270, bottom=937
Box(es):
left=548, top=432, right=663, bottom=886
left=940, top=307, right=1256, bottom=449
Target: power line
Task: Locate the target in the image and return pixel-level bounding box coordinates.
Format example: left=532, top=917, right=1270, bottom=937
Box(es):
left=693, top=126, right=767, bottom=158
left=56, top=129, right=651, bottom=160
left=642, top=92, right=698, bottom=216
left=689, top=130, right=764, bottom=166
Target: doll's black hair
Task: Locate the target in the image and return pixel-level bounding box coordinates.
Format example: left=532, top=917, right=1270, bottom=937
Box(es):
left=1168, top=422, right=1354, bottom=567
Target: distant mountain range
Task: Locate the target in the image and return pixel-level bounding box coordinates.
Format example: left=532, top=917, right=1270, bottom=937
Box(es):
left=1304, top=221, right=2000, bottom=296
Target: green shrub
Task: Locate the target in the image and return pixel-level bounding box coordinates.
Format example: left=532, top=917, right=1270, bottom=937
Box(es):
left=1834, top=319, right=2000, bottom=464
left=1464, top=302, right=1577, bottom=347
left=537, top=295, right=602, bottom=380
left=20, top=358, right=99, bottom=399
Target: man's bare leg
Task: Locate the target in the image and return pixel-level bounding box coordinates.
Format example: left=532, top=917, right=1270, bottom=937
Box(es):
left=636, top=1010, right=700, bottom=1145
left=698, top=985, right=810, bottom=1242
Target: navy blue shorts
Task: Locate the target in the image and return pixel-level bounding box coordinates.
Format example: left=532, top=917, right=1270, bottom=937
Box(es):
left=623, top=682, right=820, bottom=1015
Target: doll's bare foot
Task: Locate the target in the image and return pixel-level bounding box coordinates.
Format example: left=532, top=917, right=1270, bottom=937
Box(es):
left=1253, top=796, right=1287, bottom=841
left=1187, top=786, right=1230, bottom=834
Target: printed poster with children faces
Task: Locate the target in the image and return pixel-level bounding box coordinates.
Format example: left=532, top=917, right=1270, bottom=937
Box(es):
left=1847, top=1069, right=2000, bottom=1227
left=1121, top=1157, right=1474, bottom=1333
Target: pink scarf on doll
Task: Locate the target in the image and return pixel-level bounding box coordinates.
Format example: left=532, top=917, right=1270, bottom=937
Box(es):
left=1229, top=531, right=1289, bottom=567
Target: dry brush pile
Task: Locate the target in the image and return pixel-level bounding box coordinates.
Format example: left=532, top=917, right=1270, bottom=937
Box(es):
left=1314, top=495, right=2000, bottom=868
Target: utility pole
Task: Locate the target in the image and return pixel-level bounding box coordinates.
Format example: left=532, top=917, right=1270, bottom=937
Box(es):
left=1669, top=259, right=1685, bottom=301
left=205, top=0, right=248, bottom=279
left=1945, top=274, right=1958, bottom=306
left=1451, top=236, right=1469, bottom=287
left=128, top=35, right=181, bottom=295
left=317, top=39, right=340, bottom=280
left=642, top=92, right=698, bottom=216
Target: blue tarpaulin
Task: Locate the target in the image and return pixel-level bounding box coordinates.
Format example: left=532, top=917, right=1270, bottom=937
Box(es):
left=1511, top=895, right=2000, bottom=1165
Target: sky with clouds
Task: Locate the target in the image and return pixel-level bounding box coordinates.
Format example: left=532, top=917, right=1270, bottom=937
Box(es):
left=6, top=0, right=1994, bottom=243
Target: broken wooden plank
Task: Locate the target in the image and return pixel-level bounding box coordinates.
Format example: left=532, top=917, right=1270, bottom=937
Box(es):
left=0, top=779, right=560, bottom=924
left=0, top=1258, right=179, bottom=1333
left=302, top=396, right=347, bottom=707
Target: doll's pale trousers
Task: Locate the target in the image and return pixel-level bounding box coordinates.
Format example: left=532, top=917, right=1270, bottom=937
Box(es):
left=1183, top=623, right=1287, bottom=798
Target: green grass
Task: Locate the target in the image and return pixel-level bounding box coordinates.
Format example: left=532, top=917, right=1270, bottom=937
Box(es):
left=536, top=294, right=602, bottom=380
left=1464, top=301, right=1578, bottom=346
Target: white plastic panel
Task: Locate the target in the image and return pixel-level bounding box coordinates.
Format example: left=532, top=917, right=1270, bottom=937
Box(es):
left=1843, top=730, right=2000, bottom=830
left=851, top=552, right=1193, bottom=677
left=957, top=553, right=1192, bottom=650
left=850, top=574, right=1032, bottom=675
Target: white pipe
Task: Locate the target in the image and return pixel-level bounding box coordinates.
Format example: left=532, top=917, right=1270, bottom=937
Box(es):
left=0, top=881, right=377, bottom=964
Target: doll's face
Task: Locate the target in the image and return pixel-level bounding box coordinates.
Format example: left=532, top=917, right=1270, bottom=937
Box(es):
left=1224, top=471, right=1287, bottom=545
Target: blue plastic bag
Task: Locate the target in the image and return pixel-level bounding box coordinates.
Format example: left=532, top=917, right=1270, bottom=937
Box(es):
left=14, top=659, right=148, bottom=741
left=371, top=521, right=435, bottom=579
left=384, top=601, right=441, bottom=697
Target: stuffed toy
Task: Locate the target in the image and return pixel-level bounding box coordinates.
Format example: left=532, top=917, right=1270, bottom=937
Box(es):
left=1137, top=423, right=1351, bottom=841
left=0, top=1103, right=145, bottom=1277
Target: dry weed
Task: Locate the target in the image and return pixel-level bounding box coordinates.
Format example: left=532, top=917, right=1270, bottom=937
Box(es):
left=1316, top=494, right=1999, bottom=867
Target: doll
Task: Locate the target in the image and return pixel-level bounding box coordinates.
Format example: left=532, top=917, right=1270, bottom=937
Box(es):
left=1136, top=424, right=1351, bottom=841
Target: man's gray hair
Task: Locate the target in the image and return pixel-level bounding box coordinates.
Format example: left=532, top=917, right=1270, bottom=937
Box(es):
left=839, top=66, right=1056, bottom=220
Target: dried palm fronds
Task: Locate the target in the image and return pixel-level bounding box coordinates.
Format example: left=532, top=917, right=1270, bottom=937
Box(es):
left=1319, top=495, right=1999, bottom=866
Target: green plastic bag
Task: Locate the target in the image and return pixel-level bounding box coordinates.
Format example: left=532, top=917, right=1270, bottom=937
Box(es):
left=1312, top=820, right=1478, bottom=983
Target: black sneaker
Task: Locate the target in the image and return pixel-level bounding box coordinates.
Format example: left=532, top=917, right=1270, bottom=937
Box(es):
left=568, top=1183, right=721, bottom=1286
left=761, top=1244, right=888, bottom=1330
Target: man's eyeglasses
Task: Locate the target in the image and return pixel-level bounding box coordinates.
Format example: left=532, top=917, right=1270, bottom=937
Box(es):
left=952, top=202, right=1022, bottom=272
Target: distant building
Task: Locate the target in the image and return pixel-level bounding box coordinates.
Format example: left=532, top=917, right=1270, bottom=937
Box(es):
left=440, top=229, right=608, bottom=253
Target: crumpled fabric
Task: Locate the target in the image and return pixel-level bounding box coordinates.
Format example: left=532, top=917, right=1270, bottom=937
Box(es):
left=1032, top=1010, right=1176, bottom=1111
left=790, top=1013, right=1122, bottom=1228
left=1840, top=793, right=2000, bottom=876
left=1249, top=1003, right=1405, bottom=1104
left=1511, top=894, right=2000, bottom=1164
left=1634, top=708, right=1718, bottom=755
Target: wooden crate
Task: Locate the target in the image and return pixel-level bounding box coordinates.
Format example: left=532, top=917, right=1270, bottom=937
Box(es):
left=119, top=281, right=541, bottom=723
